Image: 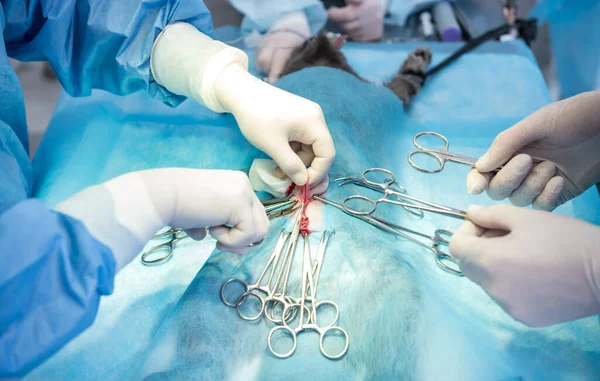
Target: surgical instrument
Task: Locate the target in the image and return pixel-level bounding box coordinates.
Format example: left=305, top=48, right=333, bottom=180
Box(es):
left=268, top=235, right=349, bottom=359
left=336, top=168, right=468, bottom=219
left=408, top=131, right=498, bottom=173
left=141, top=198, right=297, bottom=266
left=314, top=195, right=463, bottom=276
left=220, top=230, right=293, bottom=321
left=335, top=175, right=423, bottom=218
left=141, top=228, right=189, bottom=266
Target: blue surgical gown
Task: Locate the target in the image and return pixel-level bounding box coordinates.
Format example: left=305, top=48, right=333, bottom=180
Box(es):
left=0, top=0, right=213, bottom=377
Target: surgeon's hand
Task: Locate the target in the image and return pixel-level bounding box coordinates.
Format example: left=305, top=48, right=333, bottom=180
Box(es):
left=328, top=0, right=385, bottom=41
left=140, top=169, right=270, bottom=254
left=256, top=11, right=309, bottom=83
left=214, top=63, right=335, bottom=187
left=57, top=169, right=270, bottom=271
left=467, top=90, right=600, bottom=210
left=449, top=204, right=600, bottom=327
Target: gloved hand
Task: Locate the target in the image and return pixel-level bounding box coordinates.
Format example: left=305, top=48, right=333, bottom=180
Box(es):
left=256, top=11, right=310, bottom=83
left=467, top=90, right=600, bottom=211
left=327, top=0, right=385, bottom=41
left=449, top=204, right=600, bottom=327
left=56, top=169, right=270, bottom=270
left=151, top=22, right=335, bottom=187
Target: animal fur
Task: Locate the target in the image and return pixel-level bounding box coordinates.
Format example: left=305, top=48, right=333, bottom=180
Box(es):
left=279, top=34, right=432, bottom=105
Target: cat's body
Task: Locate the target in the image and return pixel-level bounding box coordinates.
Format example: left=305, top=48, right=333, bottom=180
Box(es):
left=278, top=34, right=431, bottom=105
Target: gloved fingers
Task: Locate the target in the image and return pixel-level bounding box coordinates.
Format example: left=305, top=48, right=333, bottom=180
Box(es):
left=476, top=119, right=548, bottom=172
left=532, top=176, right=565, bottom=211
left=466, top=204, right=521, bottom=231
left=216, top=242, right=250, bottom=255
left=184, top=227, right=208, bottom=241
left=466, top=168, right=493, bottom=195
left=327, top=5, right=358, bottom=23
left=267, top=141, right=310, bottom=185
left=486, top=154, right=532, bottom=200
left=268, top=48, right=293, bottom=83
left=309, top=174, right=329, bottom=196
left=255, top=45, right=274, bottom=75
left=509, top=161, right=557, bottom=207
left=340, top=21, right=362, bottom=35
left=449, top=221, right=488, bottom=279
left=209, top=200, right=269, bottom=248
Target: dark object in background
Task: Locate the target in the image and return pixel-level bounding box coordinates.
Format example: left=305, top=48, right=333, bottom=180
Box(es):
left=279, top=34, right=431, bottom=105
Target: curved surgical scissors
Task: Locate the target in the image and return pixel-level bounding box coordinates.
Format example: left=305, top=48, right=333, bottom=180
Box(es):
left=408, top=132, right=488, bottom=173
left=268, top=234, right=348, bottom=359
left=141, top=228, right=189, bottom=266
left=314, top=195, right=462, bottom=276
left=337, top=168, right=467, bottom=220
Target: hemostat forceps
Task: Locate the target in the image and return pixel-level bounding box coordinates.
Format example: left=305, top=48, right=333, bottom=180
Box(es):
left=337, top=168, right=467, bottom=220
left=268, top=234, right=349, bottom=359
left=314, top=195, right=463, bottom=277
left=141, top=228, right=189, bottom=266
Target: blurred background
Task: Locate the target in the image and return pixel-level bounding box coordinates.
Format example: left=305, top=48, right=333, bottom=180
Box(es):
left=9, top=0, right=556, bottom=158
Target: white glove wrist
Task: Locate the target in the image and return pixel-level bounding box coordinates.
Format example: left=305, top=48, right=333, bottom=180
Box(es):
left=270, top=11, right=311, bottom=36
left=54, top=172, right=167, bottom=271
left=214, top=63, right=266, bottom=114
left=151, top=22, right=249, bottom=113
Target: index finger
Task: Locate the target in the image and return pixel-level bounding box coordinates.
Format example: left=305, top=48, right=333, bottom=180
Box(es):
left=306, top=134, right=336, bottom=185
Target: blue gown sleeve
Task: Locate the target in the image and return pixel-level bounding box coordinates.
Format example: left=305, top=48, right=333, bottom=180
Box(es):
left=0, top=200, right=116, bottom=378
left=2, top=0, right=214, bottom=107
left=1, top=120, right=116, bottom=376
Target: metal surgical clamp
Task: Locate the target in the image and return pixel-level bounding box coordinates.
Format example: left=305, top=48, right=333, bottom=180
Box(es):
left=220, top=230, right=292, bottom=320
left=336, top=168, right=468, bottom=220
left=314, top=195, right=463, bottom=277
left=268, top=234, right=349, bottom=359
left=141, top=228, right=189, bottom=266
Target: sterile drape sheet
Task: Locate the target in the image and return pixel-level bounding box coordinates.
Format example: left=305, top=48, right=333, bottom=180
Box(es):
left=27, top=33, right=600, bottom=381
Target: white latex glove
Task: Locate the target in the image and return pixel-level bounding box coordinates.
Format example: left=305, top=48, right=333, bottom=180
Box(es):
left=55, top=169, right=270, bottom=271
left=327, top=0, right=386, bottom=41
left=449, top=204, right=600, bottom=327
left=256, top=11, right=310, bottom=83
left=467, top=90, right=600, bottom=211
left=151, top=22, right=335, bottom=187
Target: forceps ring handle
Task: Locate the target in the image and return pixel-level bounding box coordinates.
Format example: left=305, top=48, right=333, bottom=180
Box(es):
left=342, top=195, right=377, bottom=216
left=435, top=253, right=464, bottom=277
left=141, top=244, right=173, bottom=266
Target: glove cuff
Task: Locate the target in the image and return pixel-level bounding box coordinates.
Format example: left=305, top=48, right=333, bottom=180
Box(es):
left=150, top=22, right=248, bottom=113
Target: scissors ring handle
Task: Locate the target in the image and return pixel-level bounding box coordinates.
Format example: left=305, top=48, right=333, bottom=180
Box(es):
left=220, top=278, right=249, bottom=308
left=313, top=300, right=340, bottom=329
left=361, top=168, right=396, bottom=188
left=236, top=291, right=266, bottom=321
left=268, top=325, right=297, bottom=359
left=342, top=195, right=377, bottom=216
left=407, top=150, right=445, bottom=173
left=319, top=326, right=349, bottom=359
left=141, top=244, right=173, bottom=266
left=413, top=131, right=449, bottom=151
